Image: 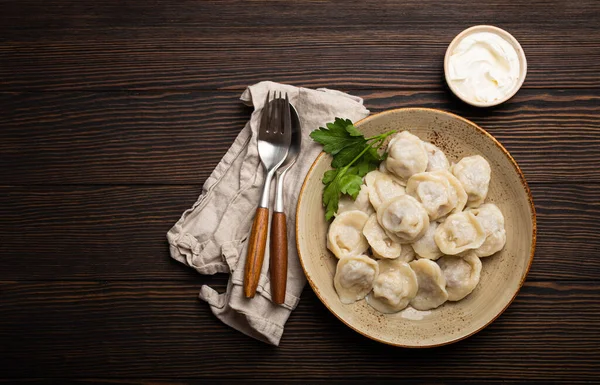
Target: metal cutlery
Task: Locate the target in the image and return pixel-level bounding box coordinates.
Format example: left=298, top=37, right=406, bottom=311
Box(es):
left=269, top=101, right=301, bottom=305
left=243, top=91, right=292, bottom=299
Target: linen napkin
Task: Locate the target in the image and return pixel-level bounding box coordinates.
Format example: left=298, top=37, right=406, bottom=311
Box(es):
left=167, top=81, right=369, bottom=345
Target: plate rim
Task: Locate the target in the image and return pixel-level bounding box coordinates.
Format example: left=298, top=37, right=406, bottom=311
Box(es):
left=295, top=107, right=537, bottom=348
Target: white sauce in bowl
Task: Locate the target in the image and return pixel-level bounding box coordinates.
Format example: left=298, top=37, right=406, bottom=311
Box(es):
left=447, top=32, right=521, bottom=104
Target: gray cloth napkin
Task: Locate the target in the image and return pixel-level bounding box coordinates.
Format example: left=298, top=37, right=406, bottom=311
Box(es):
left=167, top=81, right=369, bottom=345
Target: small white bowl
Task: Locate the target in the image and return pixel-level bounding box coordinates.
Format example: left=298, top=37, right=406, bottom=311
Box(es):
left=444, top=25, right=527, bottom=107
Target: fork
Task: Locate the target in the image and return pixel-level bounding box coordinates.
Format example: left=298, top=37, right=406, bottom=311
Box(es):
left=243, top=91, right=292, bottom=299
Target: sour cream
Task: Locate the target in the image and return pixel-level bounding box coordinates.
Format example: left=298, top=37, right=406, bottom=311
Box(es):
left=447, top=31, right=521, bottom=104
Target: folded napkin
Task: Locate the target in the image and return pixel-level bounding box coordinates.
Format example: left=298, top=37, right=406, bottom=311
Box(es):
left=167, top=81, right=369, bottom=345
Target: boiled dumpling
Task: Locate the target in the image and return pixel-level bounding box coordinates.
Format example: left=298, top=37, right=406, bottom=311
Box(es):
left=412, top=221, right=443, bottom=260
left=377, top=195, right=430, bottom=243
left=406, top=171, right=458, bottom=220
left=429, top=170, right=468, bottom=215
left=385, top=131, right=428, bottom=181
left=363, top=214, right=402, bottom=259
left=398, top=243, right=416, bottom=263
left=327, top=134, right=507, bottom=314
left=327, top=210, right=370, bottom=259
left=434, top=212, right=486, bottom=255
left=423, top=142, right=450, bottom=171
left=437, top=252, right=482, bottom=301
left=366, top=259, right=418, bottom=313
left=467, top=203, right=507, bottom=257
left=337, top=186, right=375, bottom=217
left=334, top=254, right=379, bottom=304
left=379, top=160, right=388, bottom=173
left=409, top=259, right=448, bottom=310
left=364, top=170, right=405, bottom=210
left=451, top=155, right=491, bottom=208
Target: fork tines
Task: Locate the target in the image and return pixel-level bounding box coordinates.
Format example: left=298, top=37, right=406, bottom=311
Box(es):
left=260, top=91, right=291, bottom=138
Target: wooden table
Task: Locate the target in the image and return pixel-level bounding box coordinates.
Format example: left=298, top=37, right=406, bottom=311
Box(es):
left=1, top=1, right=599, bottom=383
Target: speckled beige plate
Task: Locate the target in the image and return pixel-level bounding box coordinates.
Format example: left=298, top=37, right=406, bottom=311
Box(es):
left=296, top=108, right=536, bottom=347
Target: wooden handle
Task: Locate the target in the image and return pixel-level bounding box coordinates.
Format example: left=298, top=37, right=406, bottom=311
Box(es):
left=269, top=211, right=288, bottom=305
left=243, top=207, right=269, bottom=298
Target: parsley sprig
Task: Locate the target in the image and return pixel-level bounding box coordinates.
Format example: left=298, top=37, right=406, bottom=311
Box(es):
left=310, top=118, right=396, bottom=220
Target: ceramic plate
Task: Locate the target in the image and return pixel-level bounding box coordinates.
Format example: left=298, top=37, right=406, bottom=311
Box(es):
left=296, top=108, right=536, bottom=347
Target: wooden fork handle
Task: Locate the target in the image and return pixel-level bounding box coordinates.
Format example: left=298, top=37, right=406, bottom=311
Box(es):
left=244, top=207, right=269, bottom=298
left=269, top=211, right=287, bottom=305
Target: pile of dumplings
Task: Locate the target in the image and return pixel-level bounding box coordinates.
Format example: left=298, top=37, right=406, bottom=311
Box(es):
left=327, top=131, right=507, bottom=313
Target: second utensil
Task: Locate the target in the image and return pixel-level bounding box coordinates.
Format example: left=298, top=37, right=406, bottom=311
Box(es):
left=269, top=101, right=301, bottom=305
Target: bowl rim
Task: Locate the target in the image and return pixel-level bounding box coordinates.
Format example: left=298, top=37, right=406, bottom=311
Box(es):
left=295, top=107, right=537, bottom=348
left=444, top=25, right=528, bottom=108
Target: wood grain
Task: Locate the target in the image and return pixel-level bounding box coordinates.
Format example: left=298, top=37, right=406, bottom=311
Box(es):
left=0, top=280, right=598, bottom=380
left=0, top=381, right=393, bottom=385
left=1, top=381, right=594, bottom=385
left=1, top=0, right=599, bottom=91
left=0, top=183, right=597, bottom=281
left=1, top=0, right=600, bottom=381
left=1, top=90, right=599, bottom=184
left=270, top=211, right=288, bottom=304
left=1, top=30, right=599, bottom=91
left=2, top=0, right=599, bottom=30
left=244, top=207, right=270, bottom=298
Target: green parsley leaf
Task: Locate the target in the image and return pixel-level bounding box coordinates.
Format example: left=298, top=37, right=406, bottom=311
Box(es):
left=342, top=120, right=363, bottom=137
left=339, top=174, right=363, bottom=199
left=357, top=157, right=374, bottom=177
left=331, top=139, right=367, bottom=168
left=322, top=175, right=341, bottom=221
left=358, top=146, right=383, bottom=175
left=346, top=165, right=359, bottom=176
left=310, top=117, right=397, bottom=221
left=322, top=169, right=338, bottom=185
left=310, top=118, right=364, bottom=155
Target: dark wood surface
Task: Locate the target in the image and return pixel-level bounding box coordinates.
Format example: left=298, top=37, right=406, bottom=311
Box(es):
left=1, top=0, right=599, bottom=383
